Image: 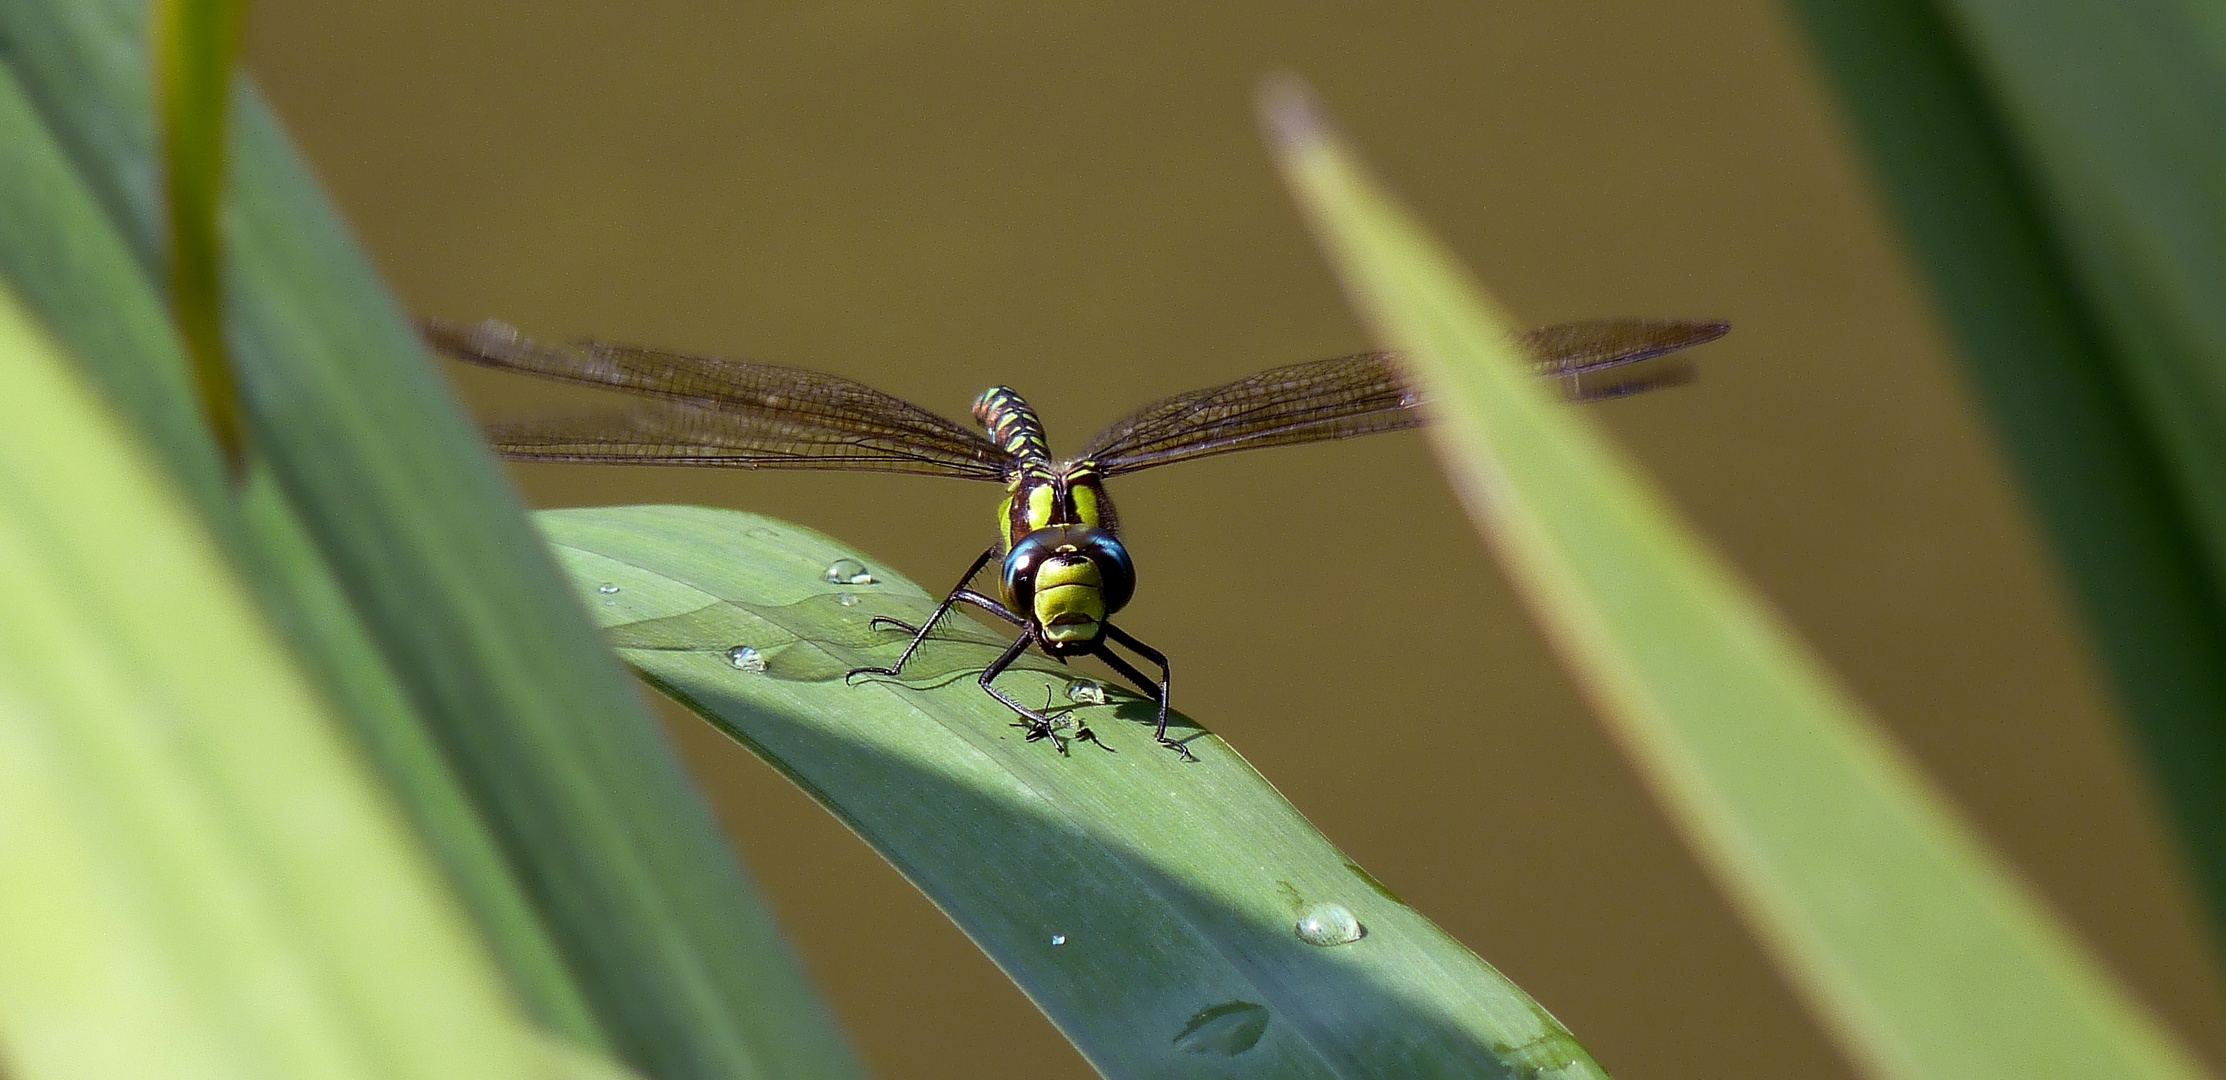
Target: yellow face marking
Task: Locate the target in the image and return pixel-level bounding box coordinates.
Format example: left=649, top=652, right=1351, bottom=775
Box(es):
left=1034, top=586, right=1104, bottom=642
left=1033, top=556, right=1105, bottom=643
left=1035, top=558, right=1102, bottom=590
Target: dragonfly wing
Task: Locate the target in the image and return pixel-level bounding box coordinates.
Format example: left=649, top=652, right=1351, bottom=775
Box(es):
left=480, top=401, right=1009, bottom=477
left=1079, top=318, right=1727, bottom=476
left=1521, top=317, right=1728, bottom=378
left=1080, top=351, right=1420, bottom=476
left=426, top=319, right=1008, bottom=481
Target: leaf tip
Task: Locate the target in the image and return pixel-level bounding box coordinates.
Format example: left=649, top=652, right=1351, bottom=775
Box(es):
left=1255, top=73, right=1333, bottom=158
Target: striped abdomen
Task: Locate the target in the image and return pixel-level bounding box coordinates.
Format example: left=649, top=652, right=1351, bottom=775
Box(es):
left=972, top=386, right=1052, bottom=467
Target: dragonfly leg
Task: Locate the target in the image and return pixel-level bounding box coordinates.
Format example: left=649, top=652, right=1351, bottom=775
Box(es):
left=1100, top=623, right=1190, bottom=761
left=847, top=547, right=998, bottom=682
left=977, top=627, right=1076, bottom=755
left=1041, top=685, right=1113, bottom=752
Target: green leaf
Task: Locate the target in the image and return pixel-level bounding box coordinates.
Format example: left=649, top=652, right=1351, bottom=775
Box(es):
left=541, top=503, right=1612, bottom=1080
left=0, top=3, right=864, bottom=1075
left=1781, top=0, right=2226, bottom=952
left=0, top=278, right=540, bottom=1080
left=1935, top=1, right=2226, bottom=592
left=148, top=0, right=246, bottom=471
left=1262, top=82, right=2213, bottom=1080
left=0, top=56, right=605, bottom=1052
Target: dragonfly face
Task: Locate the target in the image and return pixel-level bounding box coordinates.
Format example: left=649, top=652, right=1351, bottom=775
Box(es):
left=423, top=314, right=1729, bottom=759
left=1000, top=524, right=1136, bottom=655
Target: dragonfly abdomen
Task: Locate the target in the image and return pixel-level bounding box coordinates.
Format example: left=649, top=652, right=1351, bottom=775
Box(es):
left=972, top=386, right=1052, bottom=466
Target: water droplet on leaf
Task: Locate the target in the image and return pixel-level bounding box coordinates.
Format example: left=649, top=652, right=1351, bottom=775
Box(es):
left=823, top=558, right=875, bottom=585
left=1294, top=902, right=1364, bottom=946
left=597, top=583, right=620, bottom=594
left=725, top=645, right=767, bottom=673
left=1050, top=934, right=1066, bottom=946
left=1066, top=678, right=1107, bottom=705
left=1173, top=1001, right=1268, bottom=1056
left=837, top=593, right=861, bottom=607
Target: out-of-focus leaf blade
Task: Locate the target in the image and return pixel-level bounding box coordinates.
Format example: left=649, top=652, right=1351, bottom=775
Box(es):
left=1263, top=82, right=2214, bottom=1080
left=542, top=503, right=1610, bottom=1080
left=149, top=0, right=245, bottom=470
left=0, top=59, right=606, bottom=1051
left=0, top=279, right=537, bottom=1080
left=0, top=4, right=861, bottom=1075
left=1782, top=0, right=2226, bottom=951
left=1936, top=1, right=2226, bottom=590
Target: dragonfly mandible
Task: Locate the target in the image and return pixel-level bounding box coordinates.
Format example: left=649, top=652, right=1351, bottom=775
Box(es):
left=425, top=316, right=1728, bottom=760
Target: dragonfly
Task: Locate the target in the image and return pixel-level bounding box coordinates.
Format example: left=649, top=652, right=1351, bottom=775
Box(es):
left=425, top=316, right=1728, bottom=760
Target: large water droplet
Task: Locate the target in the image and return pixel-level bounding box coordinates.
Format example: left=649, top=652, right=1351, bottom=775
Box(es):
left=1066, top=678, right=1107, bottom=705
left=837, top=593, right=861, bottom=607
left=823, top=558, right=875, bottom=585
left=1294, top=902, right=1364, bottom=946
left=597, top=583, right=620, bottom=594
left=1172, top=1001, right=1268, bottom=1056
left=724, top=645, right=767, bottom=673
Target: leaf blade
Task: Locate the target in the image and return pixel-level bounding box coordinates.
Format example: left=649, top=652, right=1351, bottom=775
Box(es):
left=1781, top=0, right=2226, bottom=954
left=1263, top=81, right=2213, bottom=1080
left=543, top=502, right=1613, bottom=1080
left=0, top=3, right=864, bottom=1073
left=0, top=277, right=539, bottom=1080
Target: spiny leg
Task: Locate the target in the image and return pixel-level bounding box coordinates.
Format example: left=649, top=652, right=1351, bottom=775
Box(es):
left=977, top=627, right=1077, bottom=755
left=1100, top=623, right=1190, bottom=761
left=847, top=546, right=998, bottom=682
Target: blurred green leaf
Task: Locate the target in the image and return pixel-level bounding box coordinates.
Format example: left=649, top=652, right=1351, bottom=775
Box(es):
left=0, top=3, right=863, bottom=1075
left=149, top=0, right=246, bottom=471
left=542, top=503, right=1611, bottom=1080
left=1264, top=81, right=2213, bottom=1080
left=1782, top=0, right=2226, bottom=951
left=0, top=279, right=539, bottom=1080
left=1936, top=1, right=2226, bottom=586
left=0, top=58, right=605, bottom=1051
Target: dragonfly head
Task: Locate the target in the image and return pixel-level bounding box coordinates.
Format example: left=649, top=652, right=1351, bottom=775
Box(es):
left=1000, top=525, right=1135, bottom=656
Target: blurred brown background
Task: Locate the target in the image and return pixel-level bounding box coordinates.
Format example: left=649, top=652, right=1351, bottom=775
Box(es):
left=247, top=3, right=2225, bottom=1078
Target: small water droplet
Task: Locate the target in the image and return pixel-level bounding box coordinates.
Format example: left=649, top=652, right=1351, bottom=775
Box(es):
left=746, top=526, right=779, bottom=539
left=1294, top=902, right=1364, bottom=946
left=1173, top=1001, right=1268, bottom=1056
left=823, top=557, right=875, bottom=585
left=1065, top=678, right=1107, bottom=705
left=724, top=645, right=767, bottom=673
left=837, top=593, right=861, bottom=607
left=1050, top=934, right=1066, bottom=946
left=597, top=583, right=620, bottom=594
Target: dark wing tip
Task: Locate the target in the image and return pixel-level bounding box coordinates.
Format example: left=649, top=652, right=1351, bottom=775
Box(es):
left=420, top=316, right=532, bottom=368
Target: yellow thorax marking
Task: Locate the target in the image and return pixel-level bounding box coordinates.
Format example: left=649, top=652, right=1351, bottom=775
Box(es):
left=1025, top=483, right=1058, bottom=531
left=1069, top=482, right=1100, bottom=528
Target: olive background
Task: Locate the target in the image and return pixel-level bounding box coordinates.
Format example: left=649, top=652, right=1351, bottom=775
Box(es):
left=247, top=3, right=2226, bottom=1078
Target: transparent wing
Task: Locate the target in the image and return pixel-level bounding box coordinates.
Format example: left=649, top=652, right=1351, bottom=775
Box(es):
left=1080, top=318, right=1726, bottom=476
left=425, top=319, right=1008, bottom=480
